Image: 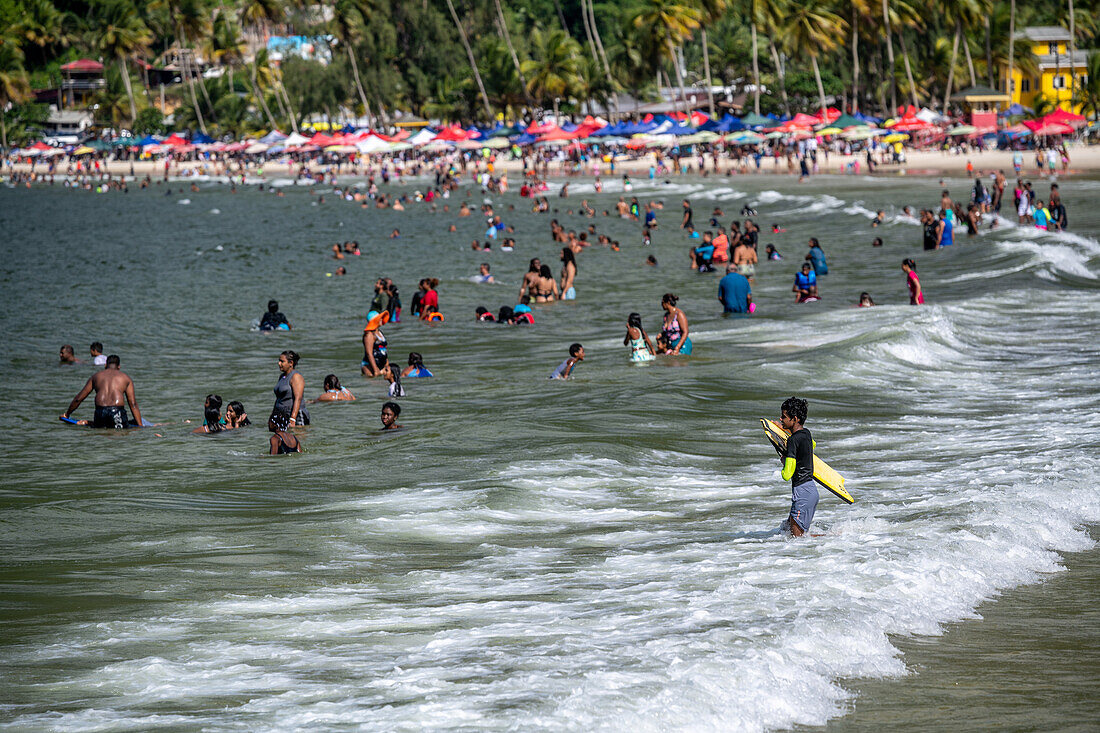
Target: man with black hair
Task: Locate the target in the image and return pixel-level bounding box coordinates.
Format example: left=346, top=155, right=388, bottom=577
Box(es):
left=259, top=300, right=291, bottom=331
left=779, top=397, right=817, bottom=537
left=61, top=355, right=143, bottom=429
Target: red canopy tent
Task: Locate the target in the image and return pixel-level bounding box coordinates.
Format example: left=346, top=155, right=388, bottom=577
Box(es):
left=162, top=134, right=190, bottom=147
left=789, top=113, right=820, bottom=127
left=307, top=132, right=334, bottom=146
left=891, top=115, right=931, bottom=132
left=525, top=120, right=559, bottom=135
left=536, top=126, right=577, bottom=143
left=434, top=125, right=472, bottom=141
left=1042, top=108, right=1086, bottom=129
left=818, top=107, right=841, bottom=123
left=1023, top=120, right=1074, bottom=136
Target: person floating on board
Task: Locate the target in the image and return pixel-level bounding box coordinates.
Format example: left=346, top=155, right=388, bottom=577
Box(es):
left=778, top=397, right=818, bottom=537
left=60, top=354, right=143, bottom=429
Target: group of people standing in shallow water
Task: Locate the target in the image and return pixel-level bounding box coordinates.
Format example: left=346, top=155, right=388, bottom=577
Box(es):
left=57, top=168, right=1073, bottom=453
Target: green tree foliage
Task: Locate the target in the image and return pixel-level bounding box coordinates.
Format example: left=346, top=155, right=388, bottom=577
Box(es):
left=0, top=0, right=1098, bottom=142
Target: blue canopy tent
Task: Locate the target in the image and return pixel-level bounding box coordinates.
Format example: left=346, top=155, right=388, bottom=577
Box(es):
left=701, top=114, right=744, bottom=132
left=999, top=103, right=1032, bottom=117
left=191, top=132, right=215, bottom=144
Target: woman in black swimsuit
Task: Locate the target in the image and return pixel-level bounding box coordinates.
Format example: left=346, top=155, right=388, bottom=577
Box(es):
left=535, top=264, right=559, bottom=302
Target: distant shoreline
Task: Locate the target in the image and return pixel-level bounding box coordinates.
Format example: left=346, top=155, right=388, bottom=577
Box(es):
left=7, top=146, right=1100, bottom=180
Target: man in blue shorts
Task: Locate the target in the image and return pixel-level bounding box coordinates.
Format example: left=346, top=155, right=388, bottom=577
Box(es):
left=779, top=397, right=817, bottom=537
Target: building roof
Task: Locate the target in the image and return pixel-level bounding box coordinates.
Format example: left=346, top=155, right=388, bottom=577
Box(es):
left=949, top=85, right=1010, bottom=103
left=60, top=59, right=104, bottom=72
left=1037, top=51, right=1091, bottom=70
left=47, top=109, right=95, bottom=124
left=1016, top=26, right=1072, bottom=42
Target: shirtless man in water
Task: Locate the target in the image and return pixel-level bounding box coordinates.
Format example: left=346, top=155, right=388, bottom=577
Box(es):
left=732, top=238, right=758, bottom=281
left=60, top=354, right=143, bottom=428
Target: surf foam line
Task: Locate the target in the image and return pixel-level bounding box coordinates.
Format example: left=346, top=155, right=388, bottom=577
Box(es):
left=3, top=449, right=1097, bottom=732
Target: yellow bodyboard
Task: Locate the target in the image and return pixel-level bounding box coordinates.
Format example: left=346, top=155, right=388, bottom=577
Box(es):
left=761, top=418, right=854, bottom=504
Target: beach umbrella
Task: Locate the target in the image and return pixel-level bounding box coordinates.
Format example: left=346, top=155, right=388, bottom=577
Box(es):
left=830, top=113, right=868, bottom=128
left=244, top=143, right=269, bottom=154
left=843, top=128, right=877, bottom=140
left=764, top=131, right=786, bottom=138
left=678, top=131, right=720, bottom=144
left=947, top=125, right=977, bottom=135
left=817, top=127, right=843, bottom=135
left=481, top=137, right=510, bottom=148
left=72, top=146, right=96, bottom=155
left=387, top=141, right=414, bottom=152
left=882, top=133, right=909, bottom=143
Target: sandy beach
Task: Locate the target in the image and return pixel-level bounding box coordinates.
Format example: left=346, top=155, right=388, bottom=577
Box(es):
left=7, top=144, right=1100, bottom=180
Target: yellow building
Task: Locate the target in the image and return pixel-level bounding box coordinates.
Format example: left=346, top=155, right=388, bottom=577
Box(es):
left=1000, top=26, right=1091, bottom=113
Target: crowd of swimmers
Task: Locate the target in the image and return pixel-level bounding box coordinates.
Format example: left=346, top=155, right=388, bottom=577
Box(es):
left=55, top=162, right=1078, bottom=463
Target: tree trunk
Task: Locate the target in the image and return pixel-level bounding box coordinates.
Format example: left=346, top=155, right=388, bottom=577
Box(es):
left=179, top=29, right=208, bottom=135
left=667, top=36, right=688, bottom=115
left=851, top=6, right=859, bottom=112
left=751, top=22, right=760, bottom=115
left=2, top=113, right=8, bottom=150
left=768, top=41, right=790, bottom=117
left=585, top=0, right=617, bottom=120
left=812, top=55, right=826, bottom=113
left=1068, top=0, right=1076, bottom=99
left=984, top=16, right=993, bottom=88
left=118, top=55, right=138, bottom=124
left=444, top=0, right=492, bottom=120
left=882, top=0, right=897, bottom=114
left=551, top=0, right=569, bottom=35
left=493, top=0, right=531, bottom=104
left=898, top=30, right=919, bottom=108
left=346, top=41, right=373, bottom=124
left=943, top=22, right=961, bottom=112
left=963, top=24, right=977, bottom=86
left=278, top=76, right=299, bottom=133
left=1007, top=0, right=1015, bottom=102
left=702, top=28, right=715, bottom=117
left=251, top=62, right=278, bottom=131
left=579, top=0, right=599, bottom=68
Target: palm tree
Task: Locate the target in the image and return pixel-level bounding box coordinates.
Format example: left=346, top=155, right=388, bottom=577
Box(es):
left=443, top=0, right=493, bottom=119
left=492, top=0, right=531, bottom=105
left=237, top=0, right=294, bottom=132
left=1071, top=49, right=1100, bottom=121
left=696, top=0, right=730, bottom=117
left=521, top=27, right=582, bottom=112
left=584, top=0, right=618, bottom=118
left=882, top=0, right=897, bottom=113
left=153, top=0, right=212, bottom=134
left=90, top=0, right=153, bottom=126
left=781, top=0, right=847, bottom=113
left=248, top=47, right=280, bottom=131
left=631, top=0, right=703, bottom=114
left=939, top=0, right=984, bottom=111
left=206, top=10, right=246, bottom=95
left=328, top=0, right=375, bottom=124
left=0, top=37, right=32, bottom=149
left=846, top=0, right=874, bottom=112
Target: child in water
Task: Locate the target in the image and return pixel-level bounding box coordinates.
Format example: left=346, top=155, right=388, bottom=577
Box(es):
left=550, top=343, right=584, bottom=379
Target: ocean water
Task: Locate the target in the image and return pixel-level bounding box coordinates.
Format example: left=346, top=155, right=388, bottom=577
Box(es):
left=1, top=171, right=1098, bottom=731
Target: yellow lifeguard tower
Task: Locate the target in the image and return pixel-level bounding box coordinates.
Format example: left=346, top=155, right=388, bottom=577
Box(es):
left=1000, top=26, right=1091, bottom=113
